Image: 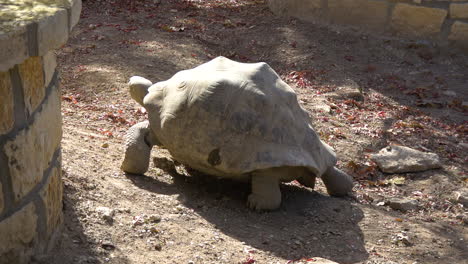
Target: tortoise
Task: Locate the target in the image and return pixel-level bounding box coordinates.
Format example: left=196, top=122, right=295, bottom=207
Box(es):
left=121, top=57, right=353, bottom=210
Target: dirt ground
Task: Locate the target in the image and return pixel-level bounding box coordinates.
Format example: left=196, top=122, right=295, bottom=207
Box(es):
left=36, top=0, right=467, bottom=263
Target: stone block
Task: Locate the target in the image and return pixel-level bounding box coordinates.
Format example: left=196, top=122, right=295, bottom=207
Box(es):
left=268, top=0, right=322, bottom=20
left=329, top=0, right=389, bottom=30
left=0, top=182, right=3, bottom=214
left=448, top=21, right=468, bottom=45
left=40, top=166, right=63, bottom=236
left=18, top=56, right=45, bottom=114
left=0, top=71, right=14, bottom=134
left=70, top=0, right=82, bottom=30
left=42, top=51, right=57, bottom=87
left=0, top=203, right=37, bottom=260
left=37, top=8, right=69, bottom=56
left=391, top=4, right=447, bottom=37
left=4, top=86, right=62, bottom=201
left=450, top=3, right=468, bottom=19
left=0, top=27, right=28, bottom=72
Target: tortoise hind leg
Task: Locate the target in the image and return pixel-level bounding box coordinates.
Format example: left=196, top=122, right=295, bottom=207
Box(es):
left=321, top=167, right=353, bottom=196
left=121, top=121, right=153, bottom=174
left=296, top=168, right=316, bottom=189
left=247, top=168, right=282, bottom=211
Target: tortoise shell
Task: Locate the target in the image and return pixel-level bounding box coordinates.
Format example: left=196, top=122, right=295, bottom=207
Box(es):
left=141, top=57, right=336, bottom=178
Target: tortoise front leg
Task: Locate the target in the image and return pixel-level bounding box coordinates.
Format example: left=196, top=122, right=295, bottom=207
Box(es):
left=247, top=168, right=281, bottom=211
left=321, top=167, right=353, bottom=196
left=121, top=121, right=153, bottom=174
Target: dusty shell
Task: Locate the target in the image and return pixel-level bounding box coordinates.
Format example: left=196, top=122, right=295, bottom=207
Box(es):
left=142, top=57, right=337, bottom=178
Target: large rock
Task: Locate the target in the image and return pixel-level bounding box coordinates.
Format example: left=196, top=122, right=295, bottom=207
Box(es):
left=371, top=146, right=442, bottom=173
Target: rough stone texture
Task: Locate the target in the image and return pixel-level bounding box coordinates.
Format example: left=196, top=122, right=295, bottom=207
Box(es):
left=325, top=80, right=364, bottom=101
left=328, top=0, right=389, bottom=30
left=371, top=146, right=442, bottom=173
left=450, top=3, right=468, bottom=19
left=42, top=51, right=57, bottom=87
left=267, top=0, right=322, bottom=20
left=387, top=198, right=419, bottom=212
left=453, top=189, right=468, bottom=207
left=0, top=27, right=28, bottom=72
left=0, top=203, right=38, bottom=262
left=0, top=182, right=3, bottom=214
left=0, top=71, right=14, bottom=134
left=4, top=86, right=62, bottom=201
left=391, top=4, right=448, bottom=37
left=37, top=8, right=69, bottom=56
left=40, top=166, right=63, bottom=235
left=18, top=56, right=45, bottom=114
left=448, top=21, right=468, bottom=44
left=96, top=206, right=115, bottom=223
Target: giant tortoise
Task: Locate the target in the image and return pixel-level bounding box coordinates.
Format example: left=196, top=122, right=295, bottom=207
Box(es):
left=121, top=57, right=353, bottom=210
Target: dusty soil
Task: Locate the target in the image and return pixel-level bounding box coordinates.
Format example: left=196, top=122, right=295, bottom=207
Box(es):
left=37, top=0, right=467, bottom=263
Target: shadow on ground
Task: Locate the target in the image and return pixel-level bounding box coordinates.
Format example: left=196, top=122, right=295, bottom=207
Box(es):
left=125, top=158, right=369, bottom=264
left=36, top=170, right=131, bottom=264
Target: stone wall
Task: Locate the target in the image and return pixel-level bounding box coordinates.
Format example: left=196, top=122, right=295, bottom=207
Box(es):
left=0, top=1, right=81, bottom=263
left=268, top=0, right=468, bottom=49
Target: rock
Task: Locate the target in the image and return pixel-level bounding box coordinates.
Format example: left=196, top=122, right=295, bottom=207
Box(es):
left=325, top=80, right=364, bottom=101
left=96, top=207, right=115, bottom=223
left=101, top=240, right=115, bottom=250
left=453, top=190, right=468, bottom=207
left=308, top=258, right=339, bottom=264
left=309, top=98, right=332, bottom=113
left=392, top=231, right=412, bottom=246
left=154, top=242, right=162, bottom=251
left=387, top=198, right=419, bottom=212
left=455, top=214, right=468, bottom=225
left=442, top=90, right=457, bottom=97
left=148, top=214, right=161, bottom=223
left=371, top=146, right=442, bottom=173
left=458, top=142, right=468, bottom=150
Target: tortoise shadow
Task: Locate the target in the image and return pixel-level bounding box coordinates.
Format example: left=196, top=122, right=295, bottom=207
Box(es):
left=125, top=158, right=369, bottom=264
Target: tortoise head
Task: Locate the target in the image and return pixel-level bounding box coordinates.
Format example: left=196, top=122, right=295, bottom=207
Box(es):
left=128, top=76, right=152, bottom=106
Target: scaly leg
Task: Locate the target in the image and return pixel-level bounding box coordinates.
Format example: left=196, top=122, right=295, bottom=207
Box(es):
left=321, top=167, right=353, bottom=196
left=121, top=121, right=153, bottom=174
left=247, top=168, right=281, bottom=211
